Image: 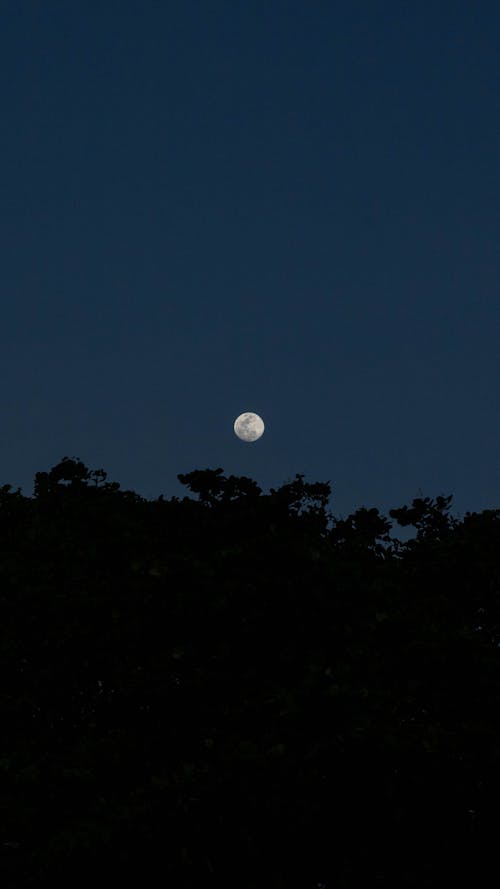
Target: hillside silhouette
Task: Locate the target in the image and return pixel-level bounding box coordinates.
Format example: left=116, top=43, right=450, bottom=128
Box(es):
left=2, top=457, right=500, bottom=887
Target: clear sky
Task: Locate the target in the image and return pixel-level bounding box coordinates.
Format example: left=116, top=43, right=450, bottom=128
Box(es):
left=1, top=1, right=499, bottom=522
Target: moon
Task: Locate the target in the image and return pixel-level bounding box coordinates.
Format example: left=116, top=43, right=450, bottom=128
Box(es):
left=234, top=412, right=265, bottom=442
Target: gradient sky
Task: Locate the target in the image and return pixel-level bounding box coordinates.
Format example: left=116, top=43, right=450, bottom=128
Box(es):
left=1, top=1, right=499, bottom=523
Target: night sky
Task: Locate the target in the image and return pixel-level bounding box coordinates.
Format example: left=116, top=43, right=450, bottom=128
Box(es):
left=2, top=1, right=499, bottom=523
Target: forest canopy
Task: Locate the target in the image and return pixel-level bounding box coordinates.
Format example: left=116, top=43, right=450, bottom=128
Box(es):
left=2, top=457, right=500, bottom=887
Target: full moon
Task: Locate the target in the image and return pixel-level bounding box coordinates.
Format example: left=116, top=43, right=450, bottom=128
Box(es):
left=234, top=412, right=265, bottom=442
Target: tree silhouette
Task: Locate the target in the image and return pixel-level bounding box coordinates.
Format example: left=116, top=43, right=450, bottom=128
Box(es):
left=1, top=458, right=499, bottom=887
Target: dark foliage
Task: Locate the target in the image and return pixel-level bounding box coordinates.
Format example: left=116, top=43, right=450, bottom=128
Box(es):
left=1, top=458, right=500, bottom=887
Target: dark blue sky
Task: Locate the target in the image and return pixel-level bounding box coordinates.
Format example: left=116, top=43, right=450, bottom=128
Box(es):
left=1, top=1, right=499, bottom=522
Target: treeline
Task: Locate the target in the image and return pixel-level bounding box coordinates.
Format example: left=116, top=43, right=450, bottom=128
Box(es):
left=1, top=457, right=500, bottom=887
